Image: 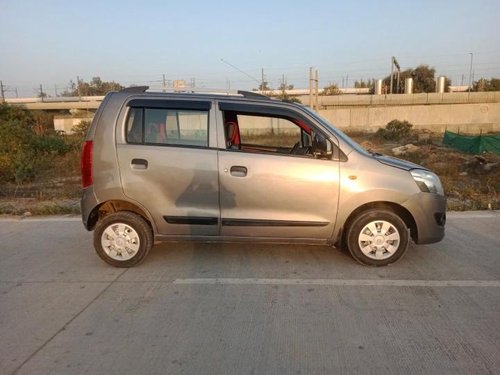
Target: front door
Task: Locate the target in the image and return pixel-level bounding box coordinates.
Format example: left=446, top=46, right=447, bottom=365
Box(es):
left=217, top=107, right=339, bottom=239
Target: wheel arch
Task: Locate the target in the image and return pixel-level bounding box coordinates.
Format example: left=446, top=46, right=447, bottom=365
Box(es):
left=339, top=201, right=418, bottom=246
left=86, top=199, right=156, bottom=233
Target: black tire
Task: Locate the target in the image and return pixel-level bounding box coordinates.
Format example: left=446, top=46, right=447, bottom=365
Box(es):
left=94, top=211, right=153, bottom=267
left=346, top=209, right=409, bottom=266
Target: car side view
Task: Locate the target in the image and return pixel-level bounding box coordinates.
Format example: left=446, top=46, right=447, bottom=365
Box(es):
left=80, top=87, right=446, bottom=267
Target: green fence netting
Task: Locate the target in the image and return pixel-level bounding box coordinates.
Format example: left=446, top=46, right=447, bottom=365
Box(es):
left=443, top=131, right=500, bottom=154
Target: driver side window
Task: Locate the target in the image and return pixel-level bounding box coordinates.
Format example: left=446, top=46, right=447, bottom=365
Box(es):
left=223, top=111, right=312, bottom=157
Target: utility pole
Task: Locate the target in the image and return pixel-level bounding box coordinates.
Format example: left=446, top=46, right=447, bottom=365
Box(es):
left=390, top=56, right=401, bottom=94
left=261, top=68, right=265, bottom=92
left=309, top=67, right=319, bottom=110
left=162, top=74, right=166, bottom=91
left=309, top=67, right=313, bottom=109
left=315, top=69, right=319, bottom=110
left=468, top=52, right=473, bottom=93
left=15, top=87, right=18, bottom=98
left=389, top=57, right=394, bottom=94
left=77, top=76, right=81, bottom=100
left=0, top=80, right=5, bottom=103
left=346, top=73, right=349, bottom=88
left=396, top=70, right=400, bottom=93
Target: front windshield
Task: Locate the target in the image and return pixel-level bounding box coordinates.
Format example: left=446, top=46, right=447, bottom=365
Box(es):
left=301, top=106, right=370, bottom=156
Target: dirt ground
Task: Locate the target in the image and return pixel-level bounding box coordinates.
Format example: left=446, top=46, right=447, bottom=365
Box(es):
left=0, top=131, right=498, bottom=215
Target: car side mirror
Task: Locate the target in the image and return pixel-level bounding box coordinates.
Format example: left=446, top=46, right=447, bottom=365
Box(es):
left=312, top=134, right=333, bottom=159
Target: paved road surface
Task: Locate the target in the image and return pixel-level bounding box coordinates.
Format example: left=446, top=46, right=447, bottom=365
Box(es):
left=1, top=212, right=499, bottom=374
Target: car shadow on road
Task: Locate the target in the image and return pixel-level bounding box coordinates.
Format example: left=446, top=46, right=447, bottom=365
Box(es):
left=136, top=241, right=367, bottom=280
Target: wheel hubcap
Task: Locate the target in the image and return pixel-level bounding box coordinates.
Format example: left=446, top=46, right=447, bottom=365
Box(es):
left=101, top=223, right=140, bottom=261
left=358, top=220, right=400, bottom=260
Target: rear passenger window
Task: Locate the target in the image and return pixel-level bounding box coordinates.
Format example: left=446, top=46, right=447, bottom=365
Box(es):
left=126, top=107, right=209, bottom=147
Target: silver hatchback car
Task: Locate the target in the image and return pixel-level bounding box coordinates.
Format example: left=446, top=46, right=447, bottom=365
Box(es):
left=81, top=87, right=446, bottom=267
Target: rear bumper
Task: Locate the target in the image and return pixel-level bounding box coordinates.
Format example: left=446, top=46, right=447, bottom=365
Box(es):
left=402, top=193, right=447, bottom=244
left=80, top=186, right=98, bottom=231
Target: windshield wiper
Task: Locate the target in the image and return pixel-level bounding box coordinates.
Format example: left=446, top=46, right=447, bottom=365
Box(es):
left=368, top=149, right=383, bottom=156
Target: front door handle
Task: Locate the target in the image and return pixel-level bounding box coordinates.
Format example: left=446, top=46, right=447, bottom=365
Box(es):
left=230, top=166, right=247, bottom=177
left=131, top=158, right=148, bottom=169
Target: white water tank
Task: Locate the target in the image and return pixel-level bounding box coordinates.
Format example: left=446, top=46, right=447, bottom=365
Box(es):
left=374, top=79, right=383, bottom=95
left=436, top=76, right=446, bottom=93
left=405, top=78, right=414, bottom=94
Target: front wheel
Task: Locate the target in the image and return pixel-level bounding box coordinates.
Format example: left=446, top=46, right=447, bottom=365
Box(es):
left=94, top=211, right=153, bottom=267
left=346, top=209, right=409, bottom=266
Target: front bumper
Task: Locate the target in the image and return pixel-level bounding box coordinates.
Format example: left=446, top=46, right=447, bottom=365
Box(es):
left=402, top=192, right=447, bottom=244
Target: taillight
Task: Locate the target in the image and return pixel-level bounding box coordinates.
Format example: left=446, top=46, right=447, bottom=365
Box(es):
left=81, top=140, right=93, bottom=188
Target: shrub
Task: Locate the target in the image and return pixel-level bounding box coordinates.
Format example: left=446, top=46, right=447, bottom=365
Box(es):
left=12, top=150, right=37, bottom=183
left=0, top=104, right=73, bottom=183
left=31, top=111, right=54, bottom=135
left=71, top=120, right=91, bottom=138
left=376, top=120, right=413, bottom=141
left=0, top=103, right=35, bottom=126
left=66, top=120, right=91, bottom=152
left=32, top=132, right=71, bottom=155
left=0, top=114, right=37, bottom=182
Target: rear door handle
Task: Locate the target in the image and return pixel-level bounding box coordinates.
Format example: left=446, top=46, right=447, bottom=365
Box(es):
left=131, top=158, right=148, bottom=169
left=230, top=166, right=247, bottom=177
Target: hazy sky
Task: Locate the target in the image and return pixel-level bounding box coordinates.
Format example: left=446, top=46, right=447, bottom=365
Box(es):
left=1, top=0, right=499, bottom=96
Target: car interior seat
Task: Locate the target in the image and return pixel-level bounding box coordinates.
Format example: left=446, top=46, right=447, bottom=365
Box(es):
left=225, top=122, right=240, bottom=150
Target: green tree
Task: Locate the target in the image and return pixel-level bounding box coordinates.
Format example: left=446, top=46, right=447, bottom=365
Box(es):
left=383, top=65, right=450, bottom=93
left=473, top=78, right=500, bottom=92
left=61, top=77, right=123, bottom=96
left=278, top=82, right=294, bottom=91
left=355, top=79, right=375, bottom=93
left=276, top=83, right=300, bottom=103
left=321, top=83, right=341, bottom=95
left=258, top=81, right=270, bottom=91
left=354, top=79, right=368, bottom=88
left=37, top=90, right=48, bottom=98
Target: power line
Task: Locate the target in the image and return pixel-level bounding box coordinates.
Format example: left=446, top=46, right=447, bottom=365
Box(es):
left=220, top=59, right=261, bottom=85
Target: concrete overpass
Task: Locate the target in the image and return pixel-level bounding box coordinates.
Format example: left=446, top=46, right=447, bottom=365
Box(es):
left=4, top=91, right=499, bottom=134
left=4, top=96, right=104, bottom=110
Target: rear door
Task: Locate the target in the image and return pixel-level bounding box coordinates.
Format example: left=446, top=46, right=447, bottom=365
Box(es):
left=217, top=102, right=340, bottom=240
left=116, top=98, right=220, bottom=236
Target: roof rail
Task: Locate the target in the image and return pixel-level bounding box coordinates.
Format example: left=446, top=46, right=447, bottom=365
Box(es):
left=118, top=86, right=272, bottom=99
left=237, top=90, right=270, bottom=100
left=121, top=86, right=150, bottom=93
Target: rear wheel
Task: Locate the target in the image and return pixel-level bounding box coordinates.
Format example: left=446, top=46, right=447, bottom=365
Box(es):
left=346, top=209, right=409, bottom=266
left=94, top=211, right=153, bottom=267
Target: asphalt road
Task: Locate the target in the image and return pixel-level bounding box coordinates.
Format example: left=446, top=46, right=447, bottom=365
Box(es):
left=1, top=211, right=499, bottom=375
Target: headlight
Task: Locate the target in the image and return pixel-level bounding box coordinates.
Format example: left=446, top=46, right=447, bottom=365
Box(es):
left=410, top=169, right=444, bottom=195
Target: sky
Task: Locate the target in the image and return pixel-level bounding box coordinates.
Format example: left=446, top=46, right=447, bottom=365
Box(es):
left=1, top=0, right=499, bottom=97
